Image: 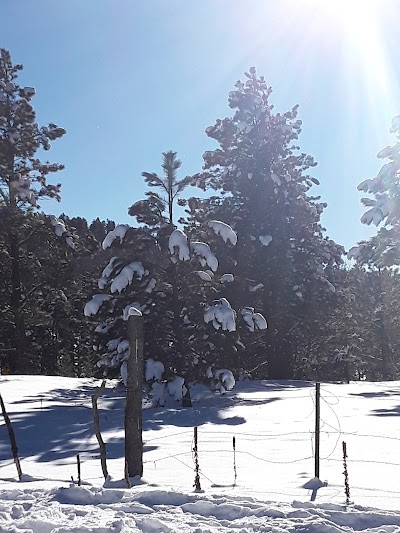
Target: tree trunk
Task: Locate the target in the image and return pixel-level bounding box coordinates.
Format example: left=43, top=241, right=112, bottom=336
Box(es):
left=267, top=348, right=293, bottom=379
left=125, top=313, right=144, bottom=478
left=375, top=270, right=392, bottom=380
left=171, top=261, right=192, bottom=407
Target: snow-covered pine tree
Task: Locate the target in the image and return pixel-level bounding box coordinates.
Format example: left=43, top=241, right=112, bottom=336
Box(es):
left=190, top=67, right=344, bottom=379
left=0, top=48, right=67, bottom=373
left=349, top=115, right=400, bottom=268
left=87, top=151, right=267, bottom=402
left=347, top=115, right=400, bottom=380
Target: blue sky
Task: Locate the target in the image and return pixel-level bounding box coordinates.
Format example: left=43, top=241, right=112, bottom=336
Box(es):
left=1, top=0, right=399, bottom=249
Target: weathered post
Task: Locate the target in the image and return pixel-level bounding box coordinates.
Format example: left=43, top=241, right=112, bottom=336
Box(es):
left=315, top=382, right=321, bottom=479
left=233, top=436, right=237, bottom=486
left=92, top=379, right=108, bottom=480
left=193, top=426, right=201, bottom=491
left=342, top=441, right=351, bottom=504
left=125, top=309, right=144, bottom=478
left=77, top=454, right=81, bottom=486
left=0, top=394, right=22, bottom=480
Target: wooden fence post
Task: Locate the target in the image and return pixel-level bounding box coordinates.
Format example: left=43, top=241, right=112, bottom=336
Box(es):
left=342, top=441, right=351, bottom=504
left=77, top=454, right=81, bottom=486
left=91, top=379, right=108, bottom=480
left=193, top=426, right=201, bottom=491
left=125, top=311, right=144, bottom=478
left=315, top=382, right=320, bottom=479
left=233, top=436, right=237, bottom=486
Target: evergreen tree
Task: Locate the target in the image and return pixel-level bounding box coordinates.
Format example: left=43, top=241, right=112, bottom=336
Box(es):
left=87, top=151, right=267, bottom=402
left=0, top=48, right=66, bottom=372
left=349, top=115, right=400, bottom=267
left=129, top=151, right=191, bottom=227
left=190, top=67, right=344, bottom=379
left=89, top=218, right=116, bottom=244
left=347, top=114, right=400, bottom=380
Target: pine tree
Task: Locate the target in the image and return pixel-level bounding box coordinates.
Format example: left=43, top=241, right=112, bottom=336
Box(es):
left=347, top=115, right=400, bottom=380
left=0, top=48, right=66, bottom=373
left=190, top=67, right=343, bottom=379
left=349, top=115, right=400, bottom=267
left=87, top=151, right=267, bottom=402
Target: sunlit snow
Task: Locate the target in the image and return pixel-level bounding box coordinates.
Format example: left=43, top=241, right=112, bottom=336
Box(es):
left=208, top=220, right=237, bottom=245
left=102, top=225, right=129, bottom=250
left=191, top=242, right=218, bottom=272
left=1, top=376, right=400, bottom=531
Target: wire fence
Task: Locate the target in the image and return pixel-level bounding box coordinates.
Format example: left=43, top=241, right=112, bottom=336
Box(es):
left=1, top=382, right=400, bottom=506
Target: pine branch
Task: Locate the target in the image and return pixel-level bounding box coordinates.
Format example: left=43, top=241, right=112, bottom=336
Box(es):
left=20, top=282, right=45, bottom=309
left=18, top=226, right=41, bottom=247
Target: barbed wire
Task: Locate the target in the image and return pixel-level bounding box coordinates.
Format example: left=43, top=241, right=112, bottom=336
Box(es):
left=326, top=457, right=400, bottom=467
left=2, top=381, right=400, bottom=506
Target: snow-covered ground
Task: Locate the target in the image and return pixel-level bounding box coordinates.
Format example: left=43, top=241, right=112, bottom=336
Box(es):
left=1, top=376, right=400, bottom=532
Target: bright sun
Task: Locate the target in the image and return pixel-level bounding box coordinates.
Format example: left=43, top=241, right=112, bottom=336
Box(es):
left=299, top=0, right=395, bottom=107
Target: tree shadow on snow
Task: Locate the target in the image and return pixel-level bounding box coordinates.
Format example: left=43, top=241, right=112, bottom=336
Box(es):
left=369, top=405, right=400, bottom=417
left=143, top=406, right=246, bottom=430
left=0, top=379, right=307, bottom=471
left=0, top=383, right=130, bottom=465
left=0, top=381, right=274, bottom=467
left=350, top=389, right=400, bottom=399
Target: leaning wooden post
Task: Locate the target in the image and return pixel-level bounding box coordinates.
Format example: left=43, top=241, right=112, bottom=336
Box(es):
left=0, top=393, right=22, bottom=480
left=91, top=379, right=108, bottom=480
left=125, top=308, right=144, bottom=478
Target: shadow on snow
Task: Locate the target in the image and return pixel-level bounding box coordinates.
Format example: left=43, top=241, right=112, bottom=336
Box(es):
left=0, top=379, right=311, bottom=469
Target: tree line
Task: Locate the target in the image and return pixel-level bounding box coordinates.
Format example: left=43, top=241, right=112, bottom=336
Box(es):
left=1, top=50, right=400, bottom=386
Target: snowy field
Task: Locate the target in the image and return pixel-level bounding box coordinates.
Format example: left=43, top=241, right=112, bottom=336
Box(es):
left=1, top=376, right=400, bottom=531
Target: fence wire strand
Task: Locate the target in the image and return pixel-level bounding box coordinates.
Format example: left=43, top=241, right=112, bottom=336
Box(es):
left=2, top=382, right=400, bottom=504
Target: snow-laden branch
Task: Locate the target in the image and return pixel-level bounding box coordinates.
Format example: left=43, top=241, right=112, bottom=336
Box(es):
left=169, top=229, right=190, bottom=261
left=204, top=298, right=236, bottom=331
left=111, top=262, right=145, bottom=293
left=49, top=215, right=75, bottom=248
left=208, top=220, right=237, bottom=245
left=241, top=307, right=268, bottom=332
left=102, top=225, right=129, bottom=250
left=191, top=242, right=218, bottom=272
left=84, top=294, right=112, bottom=316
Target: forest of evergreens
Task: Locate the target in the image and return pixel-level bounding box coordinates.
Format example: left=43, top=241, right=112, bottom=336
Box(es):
left=2, top=50, right=400, bottom=386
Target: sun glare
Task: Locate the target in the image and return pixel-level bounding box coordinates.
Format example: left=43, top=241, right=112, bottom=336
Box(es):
left=316, top=0, right=393, bottom=98
left=293, top=0, right=397, bottom=138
